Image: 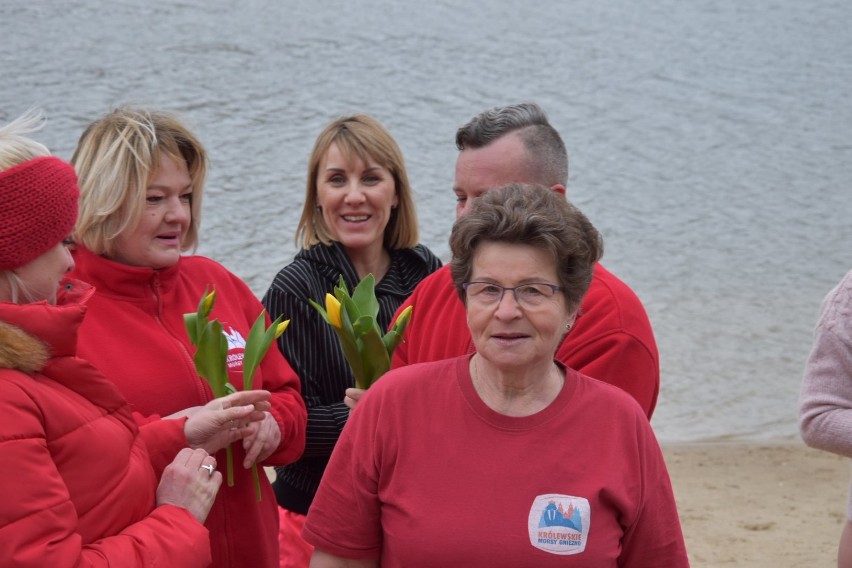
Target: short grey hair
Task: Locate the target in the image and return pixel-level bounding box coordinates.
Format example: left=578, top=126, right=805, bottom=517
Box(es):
left=455, top=102, right=568, bottom=187
left=450, top=183, right=602, bottom=313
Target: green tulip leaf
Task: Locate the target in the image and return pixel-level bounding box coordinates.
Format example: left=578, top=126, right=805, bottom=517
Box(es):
left=352, top=273, right=379, bottom=320
left=352, top=315, right=375, bottom=336
left=308, top=298, right=331, bottom=325
left=243, top=312, right=284, bottom=390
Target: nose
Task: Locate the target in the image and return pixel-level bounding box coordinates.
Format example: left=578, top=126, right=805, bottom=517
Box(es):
left=493, top=288, right=522, bottom=319
left=343, top=181, right=367, bottom=205
left=164, top=196, right=190, bottom=224
left=64, top=246, right=75, bottom=273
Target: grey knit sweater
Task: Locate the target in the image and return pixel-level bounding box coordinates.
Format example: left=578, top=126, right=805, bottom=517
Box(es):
left=799, top=269, right=852, bottom=517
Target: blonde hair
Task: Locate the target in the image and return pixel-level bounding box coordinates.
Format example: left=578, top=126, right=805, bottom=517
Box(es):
left=0, top=109, right=52, bottom=303
left=297, top=114, right=419, bottom=250
left=71, top=107, right=207, bottom=256
left=0, top=109, right=50, bottom=170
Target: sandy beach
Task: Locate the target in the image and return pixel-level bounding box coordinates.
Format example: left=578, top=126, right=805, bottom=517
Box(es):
left=663, top=442, right=849, bottom=567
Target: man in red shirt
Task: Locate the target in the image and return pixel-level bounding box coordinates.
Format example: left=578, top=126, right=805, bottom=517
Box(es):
left=390, top=102, right=659, bottom=418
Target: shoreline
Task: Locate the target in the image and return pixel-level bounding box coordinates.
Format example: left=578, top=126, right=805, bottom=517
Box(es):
left=662, top=441, right=848, bottom=566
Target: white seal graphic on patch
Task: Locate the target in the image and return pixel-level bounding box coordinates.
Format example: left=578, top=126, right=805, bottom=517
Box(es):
left=222, top=325, right=246, bottom=350
left=528, top=494, right=590, bottom=555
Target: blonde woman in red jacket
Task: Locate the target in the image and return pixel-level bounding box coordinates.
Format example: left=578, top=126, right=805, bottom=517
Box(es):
left=68, top=107, right=308, bottom=568
left=0, top=111, right=272, bottom=567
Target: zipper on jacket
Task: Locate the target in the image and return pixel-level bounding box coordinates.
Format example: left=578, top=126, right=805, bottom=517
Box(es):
left=150, top=271, right=211, bottom=404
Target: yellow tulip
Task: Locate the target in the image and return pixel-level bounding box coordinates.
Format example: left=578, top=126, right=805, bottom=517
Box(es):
left=201, top=289, right=216, bottom=317
left=186, top=290, right=291, bottom=499
left=325, top=293, right=342, bottom=329
left=275, top=319, right=291, bottom=339
left=394, top=305, right=413, bottom=330
left=310, top=274, right=411, bottom=390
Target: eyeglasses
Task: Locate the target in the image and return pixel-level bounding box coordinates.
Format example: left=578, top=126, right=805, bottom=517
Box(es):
left=462, top=281, right=563, bottom=308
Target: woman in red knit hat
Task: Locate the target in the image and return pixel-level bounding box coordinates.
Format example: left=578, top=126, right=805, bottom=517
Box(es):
left=0, top=110, right=273, bottom=567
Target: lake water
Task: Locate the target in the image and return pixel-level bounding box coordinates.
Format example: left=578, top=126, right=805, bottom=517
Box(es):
left=2, top=0, right=850, bottom=443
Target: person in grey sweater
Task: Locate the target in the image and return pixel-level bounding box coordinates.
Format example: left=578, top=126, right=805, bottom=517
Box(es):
left=800, top=269, right=852, bottom=568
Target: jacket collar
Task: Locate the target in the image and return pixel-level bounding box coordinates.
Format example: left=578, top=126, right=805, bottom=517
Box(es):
left=295, top=242, right=361, bottom=287
left=0, top=279, right=95, bottom=368
left=71, top=245, right=181, bottom=299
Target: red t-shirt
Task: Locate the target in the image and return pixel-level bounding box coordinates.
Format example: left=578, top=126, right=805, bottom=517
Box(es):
left=304, top=356, right=687, bottom=566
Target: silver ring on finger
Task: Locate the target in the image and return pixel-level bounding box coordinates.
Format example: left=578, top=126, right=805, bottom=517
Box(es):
left=201, top=464, right=215, bottom=477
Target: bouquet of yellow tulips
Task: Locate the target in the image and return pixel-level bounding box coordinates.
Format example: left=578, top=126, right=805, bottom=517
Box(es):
left=309, top=274, right=412, bottom=390
left=184, top=288, right=289, bottom=500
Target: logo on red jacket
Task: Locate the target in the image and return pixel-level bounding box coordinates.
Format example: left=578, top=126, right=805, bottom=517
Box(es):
left=223, top=324, right=246, bottom=369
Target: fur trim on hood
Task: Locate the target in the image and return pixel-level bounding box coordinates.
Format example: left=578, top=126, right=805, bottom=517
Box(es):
left=0, top=320, right=49, bottom=374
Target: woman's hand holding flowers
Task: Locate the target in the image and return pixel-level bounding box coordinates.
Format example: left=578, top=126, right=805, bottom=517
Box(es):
left=183, top=288, right=290, bottom=500
left=343, top=387, right=366, bottom=411
left=241, top=412, right=282, bottom=468
left=184, top=390, right=272, bottom=454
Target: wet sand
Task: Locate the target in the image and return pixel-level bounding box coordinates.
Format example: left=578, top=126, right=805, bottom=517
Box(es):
left=663, top=442, right=848, bottom=566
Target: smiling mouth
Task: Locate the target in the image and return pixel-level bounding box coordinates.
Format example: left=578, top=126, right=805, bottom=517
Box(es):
left=493, top=334, right=527, bottom=341
left=342, top=215, right=369, bottom=222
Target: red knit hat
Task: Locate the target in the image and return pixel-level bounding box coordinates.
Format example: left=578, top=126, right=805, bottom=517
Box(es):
left=0, top=156, right=79, bottom=270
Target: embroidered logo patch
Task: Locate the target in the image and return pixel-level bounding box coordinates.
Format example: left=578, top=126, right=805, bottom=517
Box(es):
left=528, top=494, right=590, bottom=555
left=222, top=325, right=246, bottom=350
left=222, top=324, right=246, bottom=369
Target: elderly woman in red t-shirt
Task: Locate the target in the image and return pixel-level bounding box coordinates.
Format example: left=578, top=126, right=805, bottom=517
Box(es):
left=303, top=184, right=688, bottom=567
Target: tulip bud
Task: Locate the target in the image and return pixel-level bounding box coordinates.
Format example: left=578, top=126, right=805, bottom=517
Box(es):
left=325, top=293, right=342, bottom=329
left=275, top=319, right=290, bottom=339
left=201, top=289, right=216, bottom=317
left=393, top=305, right=413, bottom=331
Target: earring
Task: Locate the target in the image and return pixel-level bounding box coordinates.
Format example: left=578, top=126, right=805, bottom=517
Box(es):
left=565, top=322, right=573, bottom=332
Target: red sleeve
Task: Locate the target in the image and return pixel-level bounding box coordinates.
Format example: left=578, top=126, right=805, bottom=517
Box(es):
left=557, top=265, right=660, bottom=419
left=82, top=506, right=212, bottom=568
left=618, top=420, right=689, bottom=566
left=260, top=345, right=308, bottom=465
left=302, top=392, right=382, bottom=559
left=0, top=378, right=211, bottom=568
left=556, top=331, right=658, bottom=419
left=137, top=415, right=188, bottom=478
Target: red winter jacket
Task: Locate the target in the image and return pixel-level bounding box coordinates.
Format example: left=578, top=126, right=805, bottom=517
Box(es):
left=0, top=283, right=211, bottom=567
left=391, top=263, right=660, bottom=418
left=70, top=247, right=307, bottom=568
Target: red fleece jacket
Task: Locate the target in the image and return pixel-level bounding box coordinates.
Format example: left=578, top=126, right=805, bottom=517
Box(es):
left=70, top=247, right=307, bottom=568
